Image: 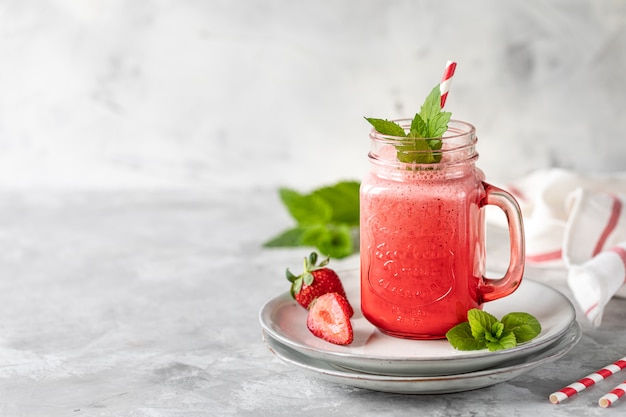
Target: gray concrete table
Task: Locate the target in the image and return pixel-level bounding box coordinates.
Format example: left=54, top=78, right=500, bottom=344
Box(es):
left=0, top=189, right=624, bottom=416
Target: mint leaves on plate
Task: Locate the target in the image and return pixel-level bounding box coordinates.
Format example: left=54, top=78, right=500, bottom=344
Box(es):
left=446, top=309, right=541, bottom=352
left=263, top=181, right=360, bottom=259
left=364, top=85, right=452, bottom=164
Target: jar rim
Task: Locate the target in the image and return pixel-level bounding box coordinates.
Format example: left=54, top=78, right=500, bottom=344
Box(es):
left=367, top=119, right=478, bottom=169
left=369, top=119, right=476, bottom=143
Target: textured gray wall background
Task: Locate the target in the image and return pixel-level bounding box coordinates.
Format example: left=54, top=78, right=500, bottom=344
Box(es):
left=0, top=0, right=624, bottom=189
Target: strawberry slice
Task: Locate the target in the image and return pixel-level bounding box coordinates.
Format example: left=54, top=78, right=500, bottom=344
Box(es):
left=306, top=292, right=354, bottom=345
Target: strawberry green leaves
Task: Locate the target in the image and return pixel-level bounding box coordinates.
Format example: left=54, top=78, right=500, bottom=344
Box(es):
left=263, top=181, right=360, bottom=259
left=285, top=252, right=327, bottom=298
left=365, top=85, right=451, bottom=164
left=446, top=309, right=541, bottom=352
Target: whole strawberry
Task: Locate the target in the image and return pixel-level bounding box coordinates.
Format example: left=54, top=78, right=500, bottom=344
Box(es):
left=286, top=252, right=353, bottom=316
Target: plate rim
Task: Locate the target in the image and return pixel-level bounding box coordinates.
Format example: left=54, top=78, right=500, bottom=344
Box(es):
left=263, top=322, right=582, bottom=394
left=259, top=274, right=576, bottom=374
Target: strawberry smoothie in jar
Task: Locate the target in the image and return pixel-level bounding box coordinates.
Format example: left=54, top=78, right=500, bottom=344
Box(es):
left=360, top=119, right=525, bottom=340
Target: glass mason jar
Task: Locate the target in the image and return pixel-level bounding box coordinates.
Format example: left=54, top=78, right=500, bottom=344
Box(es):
left=360, top=120, right=525, bottom=340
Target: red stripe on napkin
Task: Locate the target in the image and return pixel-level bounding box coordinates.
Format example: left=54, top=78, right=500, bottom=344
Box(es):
left=506, top=184, right=527, bottom=203
left=585, top=303, right=599, bottom=317
left=527, top=249, right=562, bottom=263
left=592, top=195, right=622, bottom=256
left=609, top=246, right=626, bottom=283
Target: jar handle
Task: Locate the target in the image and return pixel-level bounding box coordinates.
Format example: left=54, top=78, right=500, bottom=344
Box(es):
left=479, top=182, right=525, bottom=303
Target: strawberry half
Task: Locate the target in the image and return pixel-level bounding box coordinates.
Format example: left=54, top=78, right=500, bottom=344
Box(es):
left=286, top=252, right=353, bottom=316
left=306, top=292, right=354, bottom=345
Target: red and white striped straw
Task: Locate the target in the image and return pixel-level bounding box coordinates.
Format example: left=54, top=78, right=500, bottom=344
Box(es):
left=439, top=60, right=457, bottom=109
left=599, top=381, right=626, bottom=408
left=549, top=356, right=626, bottom=404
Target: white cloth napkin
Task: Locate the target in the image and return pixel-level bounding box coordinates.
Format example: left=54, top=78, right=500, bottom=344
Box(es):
left=496, top=168, right=626, bottom=327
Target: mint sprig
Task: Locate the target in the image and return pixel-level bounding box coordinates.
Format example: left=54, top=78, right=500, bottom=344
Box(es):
left=446, top=309, right=541, bottom=352
left=263, top=181, right=360, bottom=259
left=365, top=85, right=452, bottom=164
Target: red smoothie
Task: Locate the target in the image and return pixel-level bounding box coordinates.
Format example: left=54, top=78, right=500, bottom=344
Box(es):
left=360, top=160, right=486, bottom=339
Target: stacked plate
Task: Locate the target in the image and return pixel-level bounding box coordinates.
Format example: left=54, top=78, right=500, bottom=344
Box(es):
left=259, top=270, right=581, bottom=394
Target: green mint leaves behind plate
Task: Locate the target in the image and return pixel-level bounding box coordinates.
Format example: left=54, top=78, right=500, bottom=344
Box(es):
left=446, top=309, right=542, bottom=352
left=263, top=181, right=360, bottom=259
left=365, top=85, right=451, bottom=164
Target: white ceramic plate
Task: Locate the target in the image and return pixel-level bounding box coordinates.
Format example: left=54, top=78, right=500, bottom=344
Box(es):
left=259, top=270, right=576, bottom=376
left=263, top=322, right=581, bottom=394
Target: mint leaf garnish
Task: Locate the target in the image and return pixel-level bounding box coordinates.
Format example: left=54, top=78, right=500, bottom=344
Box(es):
left=278, top=188, right=332, bottom=226
left=419, top=85, right=444, bottom=122
left=409, top=114, right=427, bottom=138
left=444, top=322, right=487, bottom=351
left=312, top=181, right=360, bottom=226
left=396, top=137, right=434, bottom=164
left=263, top=227, right=309, bottom=248
left=485, top=321, right=504, bottom=342
left=363, top=118, right=406, bottom=137
left=467, top=309, right=499, bottom=341
left=428, top=111, right=452, bottom=138
left=263, top=181, right=360, bottom=259
left=487, top=331, right=517, bottom=351
left=446, top=309, right=542, bottom=352
left=365, top=84, right=452, bottom=164
left=501, top=312, right=542, bottom=343
left=300, top=224, right=353, bottom=259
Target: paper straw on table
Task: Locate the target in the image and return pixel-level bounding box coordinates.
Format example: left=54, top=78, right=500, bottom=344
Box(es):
left=549, top=356, right=626, bottom=404
left=599, top=381, right=626, bottom=408
left=439, top=60, right=457, bottom=109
